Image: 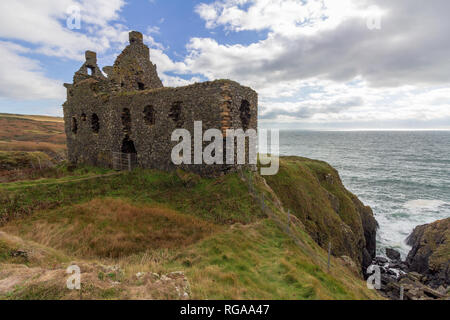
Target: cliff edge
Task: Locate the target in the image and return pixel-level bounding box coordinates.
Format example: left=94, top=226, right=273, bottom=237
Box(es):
left=264, top=156, right=378, bottom=272
left=406, top=218, right=450, bottom=288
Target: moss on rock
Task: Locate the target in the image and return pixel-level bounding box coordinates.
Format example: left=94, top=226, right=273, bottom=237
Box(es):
left=264, top=156, right=377, bottom=271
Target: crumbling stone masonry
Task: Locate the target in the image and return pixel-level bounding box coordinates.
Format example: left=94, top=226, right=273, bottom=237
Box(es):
left=63, top=31, right=258, bottom=176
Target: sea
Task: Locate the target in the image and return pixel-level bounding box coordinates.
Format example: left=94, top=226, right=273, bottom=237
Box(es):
left=278, top=130, right=450, bottom=258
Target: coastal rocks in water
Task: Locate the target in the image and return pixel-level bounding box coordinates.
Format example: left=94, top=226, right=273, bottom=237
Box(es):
left=383, top=272, right=447, bottom=300
left=406, top=218, right=449, bottom=288
left=368, top=257, right=448, bottom=300
left=374, top=256, right=388, bottom=265
left=367, top=218, right=449, bottom=300
left=385, top=248, right=401, bottom=261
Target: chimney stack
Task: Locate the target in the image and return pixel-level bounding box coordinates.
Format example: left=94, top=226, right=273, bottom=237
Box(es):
left=129, top=31, right=143, bottom=44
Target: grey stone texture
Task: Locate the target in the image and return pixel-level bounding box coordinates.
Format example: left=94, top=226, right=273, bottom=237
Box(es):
left=63, top=31, right=258, bottom=176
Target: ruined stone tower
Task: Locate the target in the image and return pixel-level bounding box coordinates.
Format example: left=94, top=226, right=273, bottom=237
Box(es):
left=63, top=31, right=257, bottom=176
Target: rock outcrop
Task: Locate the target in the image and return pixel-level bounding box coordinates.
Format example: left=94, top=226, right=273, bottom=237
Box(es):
left=264, top=156, right=378, bottom=272
left=367, top=218, right=449, bottom=300
left=406, top=218, right=449, bottom=288
left=386, top=248, right=401, bottom=261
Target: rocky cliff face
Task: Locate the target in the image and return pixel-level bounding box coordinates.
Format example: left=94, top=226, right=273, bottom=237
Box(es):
left=369, top=218, right=449, bottom=300
left=406, top=218, right=449, bottom=288
left=264, top=156, right=378, bottom=272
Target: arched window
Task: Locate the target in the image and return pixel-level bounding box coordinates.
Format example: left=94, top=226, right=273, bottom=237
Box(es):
left=81, top=113, right=87, bottom=121
left=144, top=105, right=155, bottom=126
left=121, top=108, right=131, bottom=133
left=240, top=100, right=251, bottom=130
left=91, top=113, right=100, bottom=133
left=71, top=117, right=78, bottom=134
left=169, top=101, right=183, bottom=128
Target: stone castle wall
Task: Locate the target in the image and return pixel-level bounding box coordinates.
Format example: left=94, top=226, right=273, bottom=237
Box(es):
left=63, top=31, right=258, bottom=176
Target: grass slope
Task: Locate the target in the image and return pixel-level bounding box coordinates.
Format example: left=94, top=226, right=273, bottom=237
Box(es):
left=264, top=156, right=376, bottom=268
left=0, top=114, right=67, bottom=183
left=3, top=198, right=218, bottom=259
left=0, top=114, right=65, bottom=154
left=0, top=162, right=381, bottom=300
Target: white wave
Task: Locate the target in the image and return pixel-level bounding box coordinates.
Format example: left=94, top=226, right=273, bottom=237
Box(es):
left=404, top=199, right=447, bottom=211
left=375, top=199, right=449, bottom=257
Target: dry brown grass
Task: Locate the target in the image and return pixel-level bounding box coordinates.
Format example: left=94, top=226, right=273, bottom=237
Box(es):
left=3, top=198, right=219, bottom=259
left=0, top=113, right=64, bottom=123
left=0, top=141, right=66, bottom=153
left=0, top=115, right=66, bottom=156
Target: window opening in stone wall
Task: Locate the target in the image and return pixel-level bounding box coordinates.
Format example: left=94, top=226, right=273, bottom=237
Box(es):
left=240, top=100, right=251, bottom=130
left=138, top=82, right=145, bottom=90
left=91, top=113, right=100, bottom=133
left=71, top=117, right=78, bottom=134
left=121, top=108, right=132, bottom=133
left=169, top=101, right=183, bottom=128
left=144, top=105, right=155, bottom=125
left=81, top=113, right=87, bottom=121
left=87, top=67, right=94, bottom=76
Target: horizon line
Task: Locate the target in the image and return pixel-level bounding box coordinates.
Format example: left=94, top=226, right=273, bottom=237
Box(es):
left=2, top=112, right=449, bottom=132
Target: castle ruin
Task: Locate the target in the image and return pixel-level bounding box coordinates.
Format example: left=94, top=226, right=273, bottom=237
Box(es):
left=63, top=31, right=258, bottom=176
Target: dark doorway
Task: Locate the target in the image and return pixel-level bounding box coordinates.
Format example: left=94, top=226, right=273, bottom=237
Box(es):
left=121, top=135, right=137, bottom=154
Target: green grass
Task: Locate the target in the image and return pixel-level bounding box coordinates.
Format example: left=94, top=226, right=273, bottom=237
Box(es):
left=263, top=157, right=373, bottom=266
left=0, top=151, right=53, bottom=171
left=1, top=167, right=263, bottom=225
left=3, top=284, right=67, bottom=300
left=0, top=158, right=382, bottom=300
left=168, top=220, right=378, bottom=300
left=0, top=164, right=113, bottom=190
left=4, top=198, right=219, bottom=259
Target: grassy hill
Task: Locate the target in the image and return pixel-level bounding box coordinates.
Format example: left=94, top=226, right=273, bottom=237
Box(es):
left=0, top=114, right=66, bottom=182
left=0, top=163, right=381, bottom=300
left=0, top=113, right=381, bottom=300
left=0, top=113, right=65, bottom=154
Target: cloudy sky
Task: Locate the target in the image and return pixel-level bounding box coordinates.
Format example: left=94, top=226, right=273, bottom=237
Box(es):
left=0, top=0, right=449, bottom=130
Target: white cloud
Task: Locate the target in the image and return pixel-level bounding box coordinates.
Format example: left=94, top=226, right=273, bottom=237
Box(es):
left=0, top=0, right=194, bottom=101
left=0, top=0, right=127, bottom=101
left=0, top=41, right=65, bottom=100
left=1, top=0, right=449, bottom=128
left=184, top=0, right=450, bottom=127
left=0, top=0, right=128, bottom=60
